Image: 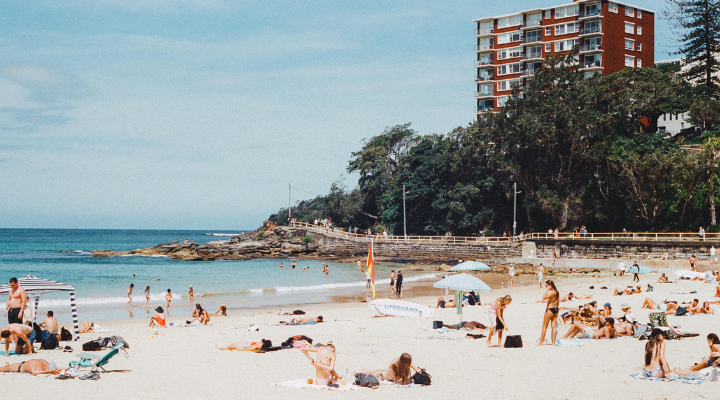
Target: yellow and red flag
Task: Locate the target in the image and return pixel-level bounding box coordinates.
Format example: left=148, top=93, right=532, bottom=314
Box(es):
left=367, top=239, right=375, bottom=299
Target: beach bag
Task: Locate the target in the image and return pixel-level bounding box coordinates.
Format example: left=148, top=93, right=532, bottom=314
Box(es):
left=675, top=307, right=688, bottom=316
left=504, top=335, right=523, bottom=348
left=649, top=312, right=668, bottom=327
left=292, top=310, right=305, bottom=315
left=60, top=327, right=72, bottom=341
left=433, top=321, right=443, bottom=329
left=634, top=324, right=651, bottom=339
left=354, top=373, right=379, bottom=388
left=412, top=369, right=432, bottom=385
left=40, top=333, right=59, bottom=350
left=82, top=338, right=104, bottom=351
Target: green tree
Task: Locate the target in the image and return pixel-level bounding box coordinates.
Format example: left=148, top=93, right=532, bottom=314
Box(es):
left=704, top=136, right=720, bottom=224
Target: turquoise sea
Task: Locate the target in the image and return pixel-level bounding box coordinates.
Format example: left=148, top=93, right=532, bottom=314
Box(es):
left=0, top=229, right=437, bottom=323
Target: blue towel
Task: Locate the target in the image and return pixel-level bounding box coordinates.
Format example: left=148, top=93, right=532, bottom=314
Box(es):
left=0, top=350, right=17, bottom=355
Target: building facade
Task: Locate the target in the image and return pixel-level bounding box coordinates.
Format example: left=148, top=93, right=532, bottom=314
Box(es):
left=475, top=0, right=655, bottom=115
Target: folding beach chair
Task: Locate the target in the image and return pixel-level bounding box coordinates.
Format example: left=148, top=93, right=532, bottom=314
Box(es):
left=69, top=342, right=128, bottom=373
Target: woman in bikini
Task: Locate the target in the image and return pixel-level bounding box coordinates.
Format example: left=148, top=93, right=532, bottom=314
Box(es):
left=563, top=318, right=617, bottom=339
left=216, top=339, right=271, bottom=351
left=641, top=298, right=680, bottom=314
left=144, top=286, right=150, bottom=304
left=540, top=280, right=559, bottom=345
left=126, top=283, right=134, bottom=307
left=302, top=343, right=340, bottom=385
left=486, top=295, right=512, bottom=346
left=643, top=329, right=670, bottom=378
left=165, top=289, right=172, bottom=313
left=362, top=353, right=421, bottom=385
left=674, top=333, right=720, bottom=375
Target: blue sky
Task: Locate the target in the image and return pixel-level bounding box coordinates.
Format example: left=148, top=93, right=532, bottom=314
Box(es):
left=0, top=0, right=677, bottom=230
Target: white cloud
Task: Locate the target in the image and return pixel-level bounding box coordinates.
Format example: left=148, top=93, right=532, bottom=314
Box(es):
left=0, top=64, right=86, bottom=103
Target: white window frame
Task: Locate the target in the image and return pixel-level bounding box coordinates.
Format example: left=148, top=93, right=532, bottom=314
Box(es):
left=545, top=27, right=552, bottom=36
left=497, top=96, right=509, bottom=107
left=625, top=6, right=635, bottom=18
left=545, top=43, right=551, bottom=52
left=625, top=23, right=634, bottom=34
left=637, top=59, right=642, bottom=68
left=625, top=56, right=635, bottom=67
left=544, top=10, right=551, bottom=19
left=609, top=2, right=618, bottom=13
left=625, top=39, right=635, bottom=51
left=637, top=42, right=642, bottom=51
left=637, top=26, right=642, bottom=35
left=637, top=9, right=642, bottom=19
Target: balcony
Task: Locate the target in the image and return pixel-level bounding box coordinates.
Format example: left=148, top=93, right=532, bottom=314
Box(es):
left=522, top=51, right=543, bottom=60
left=475, top=91, right=494, bottom=98
left=475, top=28, right=494, bottom=36
left=475, top=43, right=494, bottom=51
left=521, top=20, right=542, bottom=29
left=475, top=75, right=495, bottom=82
left=476, top=106, right=495, bottom=113
left=579, top=26, right=602, bottom=36
left=579, top=8, right=602, bottom=19
left=580, top=60, right=603, bottom=69
left=522, top=35, right=542, bottom=44
left=580, top=44, right=603, bottom=52
left=475, top=59, right=494, bottom=67
left=521, top=69, right=538, bottom=76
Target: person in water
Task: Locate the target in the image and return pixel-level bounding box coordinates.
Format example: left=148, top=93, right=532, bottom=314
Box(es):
left=540, top=280, right=560, bottom=345
left=144, top=286, right=150, bottom=304
left=126, top=283, right=134, bottom=307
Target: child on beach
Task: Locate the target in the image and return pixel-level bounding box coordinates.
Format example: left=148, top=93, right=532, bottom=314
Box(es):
left=166, top=289, right=172, bottom=313
left=126, top=283, right=134, bottom=307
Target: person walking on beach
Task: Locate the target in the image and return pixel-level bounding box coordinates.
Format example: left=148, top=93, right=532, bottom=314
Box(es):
left=165, top=289, right=172, bottom=314
left=188, top=286, right=194, bottom=302
left=395, top=270, right=403, bottom=298
left=539, top=280, right=560, bottom=346
left=617, top=260, right=626, bottom=276
left=632, top=261, right=640, bottom=282
left=390, top=270, right=396, bottom=296
left=536, top=264, right=544, bottom=288
left=4, top=277, right=27, bottom=325
left=144, top=286, right=150, bottom=304
left=486, top=295, right=512, bottom=347
left=365, top=271, right=371, bottom=289
left=712, top=246, right=717, bottom=263
left=508, top=264, right=515, bottom=287
left=126, top=283, right=134, bottom=307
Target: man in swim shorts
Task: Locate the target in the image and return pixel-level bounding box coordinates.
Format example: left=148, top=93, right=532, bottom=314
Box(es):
left=0, top=359, right=61, bottom=375
left=1, top=323, right=35, bottom=355
left=4, top=278, right=26, bottom=325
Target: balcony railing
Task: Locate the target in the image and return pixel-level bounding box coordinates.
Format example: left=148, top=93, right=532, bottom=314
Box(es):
left=522, top=52, right=543, bottom=59
left=522, top=35, right=542, bottom=43
left=521, top=69, right=538, bottom=76
left=475, top=91, right=494, bottom=97
left=475, top=75, right=495, bottom=82
left=475, top=28, right=494, bottom=36
left=475, top=43, right=494, bottom=51
left=581, top=60, right=603, bottom=69
left=580, top=27, right=602, bottom=35
left=476, top=106, right=495, bottom=113
left=579, top=8, right=602, bottom=18
left=521, top=20, right=542, bottom=28
left=475, top=59, right=494, bottom=66
left=580, top=44, right=603, bottom=51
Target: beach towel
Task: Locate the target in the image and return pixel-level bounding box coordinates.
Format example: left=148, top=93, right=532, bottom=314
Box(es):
left=415, top=336, right=464, bottom=340
left=630, top=373, right=704, bottom=384
left=272, top=379, right=362, bottom=391
left=555, top=339, right=586, bottom=347
left=0, top=350, right=17, bottom=356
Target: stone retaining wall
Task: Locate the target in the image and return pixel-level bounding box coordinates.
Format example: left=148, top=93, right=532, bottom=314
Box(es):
left=532, top=239, right=719, bottom=261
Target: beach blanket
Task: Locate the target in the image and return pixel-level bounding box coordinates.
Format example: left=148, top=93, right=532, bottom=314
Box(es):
left=272, top=379, right=362, bottom=391
left=422, top=327, right=454, bottom=333
left=380, top=381, right=420, bottom=388
left=0, top=350, right=18, bottom=356
left=555, top=339, right=586, bottom=347
left=630, top=373, right=705, bottom=384
left=415, top=336, right=464, bottom=340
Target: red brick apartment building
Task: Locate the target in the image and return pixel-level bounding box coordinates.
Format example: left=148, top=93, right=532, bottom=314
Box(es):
left=474, top=0, right=654, bottom=115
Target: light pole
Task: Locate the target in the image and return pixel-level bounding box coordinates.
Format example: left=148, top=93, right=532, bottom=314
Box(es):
left=403, top=185, right=407, bottom=242
left=513, top=182, right=520, bottom=237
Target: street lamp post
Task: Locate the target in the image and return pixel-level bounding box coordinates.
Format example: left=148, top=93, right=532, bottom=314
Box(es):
left=513, top=183, right=517, bottom=237
left=403, top=185, right=407, bottom=242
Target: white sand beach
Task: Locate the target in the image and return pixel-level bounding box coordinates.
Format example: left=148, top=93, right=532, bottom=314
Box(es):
left=2, top=272, right=719, bottom=399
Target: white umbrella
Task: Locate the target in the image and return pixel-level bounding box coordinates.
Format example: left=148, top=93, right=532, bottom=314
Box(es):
left=449, top=261, right=491, bottom=272
left=433, top=274, right=492, bottom=322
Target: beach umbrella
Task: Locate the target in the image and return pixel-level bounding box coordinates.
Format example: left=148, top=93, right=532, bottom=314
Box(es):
left=449, top=261, right=491, bottom=272
left=433, top=274, right=492, bottom=322
left=0, top=275, right=80, bottom=340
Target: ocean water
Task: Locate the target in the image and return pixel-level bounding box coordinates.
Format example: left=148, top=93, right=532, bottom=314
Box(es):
left=0, top=229, right=437, bottom=323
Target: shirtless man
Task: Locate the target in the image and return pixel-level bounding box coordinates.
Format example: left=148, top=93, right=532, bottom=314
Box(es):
left=0, top=359, right=61, bottom=375
left=288, top=316, right=323, bottom=325
left=563, top=319, right=617, bottom=339
left=301, top=343, right=340, bottom=386
left=536, top=264, right=545, bottom=288
left=38, top=311, right=59, bottom=335
left=657, top=273, right=670, bottom=283
left=1, top=323, right=35, bottom=355
left=614, top=321, right=635, bottom=337
left=4, top=278, right=27, bottom=325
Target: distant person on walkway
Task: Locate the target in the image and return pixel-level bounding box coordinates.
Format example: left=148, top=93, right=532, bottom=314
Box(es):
left=395, top=271, right=403, bottom=298
left=632, top=261, right=640, bottom=282
left=508, top=264, right=515, bottom=287
left=188, top=286, right=194, bottom=302
left=536, top=264, right=545, bottom=288
left=4, top=277, right=26, bottom=325
left=699, top=227, right=706, bottom=241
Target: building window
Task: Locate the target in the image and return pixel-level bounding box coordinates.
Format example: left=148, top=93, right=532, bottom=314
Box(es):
left=498, top=15, right=523, bottom=29
left=637, top=26, right=642, bottom=35
left=637, top=9, right=642, bottom=19
left=497, top=32, right=521, bottom=45
left=555, top=22, right=579, bottom=36
left=583, top=20, right=602, bottom=34
left=497, top=96, right=509, bottom=107
left=555, top=39, right=579, bottom=52
left=625, top=39, right=635, bottom=51
left=525, top=29, right=542, bottom=43
left=625, top=56, right=635, bottom=67
left=637, top=42, right=642, bottom=51
left=637, top=59, right=642, bottom=67
left=663, top=114, right=666, bottom=121
left=625, top=6, right=635, bottom=18
left=544, top=10, right=551, bottom=19
left=609, top=2, right=618, bottom=13
left=681, top=114, right=685, bottom=121
left=545, top=43, right=551, bottom=52
left=545, top=27, right=552, bottom=36
left=659, top=126, right=666, bottom=133
left=625, top=23, right=634, bottom=34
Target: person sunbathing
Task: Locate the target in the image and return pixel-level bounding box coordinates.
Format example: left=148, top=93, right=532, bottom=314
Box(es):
left=214, top=305, right=227, bottom=316
left=442, top=321, right=487, bottom=330
left=657, top=274, right=670, bottom=283
left=216, top=339, right=271, bottom=351
left=643, top=329, right=670, bottom=378
left=700, top=302, right=713, bottom=314
left=0, top=359, right=61, bottom=375
left=359, top=353, right=422, bottom=385
left=79, top=320, right=94, bottom=333
left=641, top=298, right=680, bottom=314
left=301, top=342, right=340, bottom=385
left=436, top=295, right=456, bottom=309
left=559, top=293, right=591, bottom=301
left=673, top=333, right=720, bottom=375
left=687, top=299, right=702, bottom=314
left=563, top=318, right=617, bottom=339
left=614, top=321, right=635, bottom=337
left=285, top=316, right=323, bottom=325
left=614, top=286, right=637, bottom=296
left=149, top=307, right=166, bottom=328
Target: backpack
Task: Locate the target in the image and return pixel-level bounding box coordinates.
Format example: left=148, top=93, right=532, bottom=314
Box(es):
left=106, top=335, right=129, bottom=349
left=354, top=373, right=379, bottom=388
left=675, top=307, right=688, bottom=316
left=432, top=321, right=443, bottom=329
left=40, top=333, right=59, bottom=350
left=412, top=369, right=432, bottom=385
left=292, top=310, right=305, bottom=315
left=504, top=335, right=523, bottom=348
left=649, top=312, right=668, bottom=327
left=82, top=338, right=104, bottom=351
left=60, top=327, right=72, bottom=341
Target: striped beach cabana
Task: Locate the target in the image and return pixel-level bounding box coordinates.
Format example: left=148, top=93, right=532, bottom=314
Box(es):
left=0, top=275, right=80, bottom=340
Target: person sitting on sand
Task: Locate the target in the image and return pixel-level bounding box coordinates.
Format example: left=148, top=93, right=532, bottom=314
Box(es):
left=38, top=311, right=58, bottom=336
left=600, top=303, right=613, bottom=317
left=190, top=304, right=210, bottom=325
left=563, top=318, right=617, bottom=339
left=442, top=321, right=487, bottom=331
left=149, top=306, right=166, bottom=328
left=301, top=342, right=341, bottom=386
left=436, top=295, right=456, bottom=309
left=673, top=333, right=720, bottom=375
left=641, top=298, right=680, bottom=314
left=1, top=323, right=35, bottom=355
left=657, top=273, right=670, bottom=283
left=0, top=359, right=61, bottom=375
left=618, top=304, right=636, bottom=323
left=214, top=305, right=227, bottom=316
left=614, top=320, right=636, bottom=337
left=217, top=339, right=271, bottom=351
left=643, top=329, right=670, bottom=378
left=79, top=319, right=94, bottom=333
left=700, top=301, right=713, bottom=314
left=359, top=353, right=422, bottom=385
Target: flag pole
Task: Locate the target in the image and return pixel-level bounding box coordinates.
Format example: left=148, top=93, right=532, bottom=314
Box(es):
left=368, top=239, right=376, bottom=300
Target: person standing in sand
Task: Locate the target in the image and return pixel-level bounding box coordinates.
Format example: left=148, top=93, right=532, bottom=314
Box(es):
left=4, top=277, right=27, bottom=325
left=144, top=286, right=150, bottom=304
left=395, top=270, right=403, bottom=298
left=508, top=264, right=515, bottom=287
left=301, top=342, right=340, bottom=386
left=486, top=295, right=512, bottom=346
left=165, top=289, right=172, bottom=313
left=390, top=270, right=396, bottom=296
left=536, top=264, right=544, bottom=288
left=126, top=283, right=134, bottom=307
left=540, top=280, right=560, bottom=345
left=188, top=286, right=194, bottom=302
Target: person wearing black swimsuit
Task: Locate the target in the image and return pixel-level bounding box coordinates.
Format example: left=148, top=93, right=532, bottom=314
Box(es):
left=540, top=280, right=560, bottom=346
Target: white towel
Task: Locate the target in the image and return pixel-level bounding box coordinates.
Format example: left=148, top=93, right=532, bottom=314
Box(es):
left=272, top=379, right=361, bottom=391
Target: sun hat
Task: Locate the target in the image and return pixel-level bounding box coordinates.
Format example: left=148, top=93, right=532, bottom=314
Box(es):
left=621, top=303, right=630, bottom=309
left=155, top=306, right=164, bottom=313
left=604, top=303, right=612, bottom=308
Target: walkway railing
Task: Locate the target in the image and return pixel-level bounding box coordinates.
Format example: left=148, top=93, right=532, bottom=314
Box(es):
left=287, top=221, right=720, bottom=244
